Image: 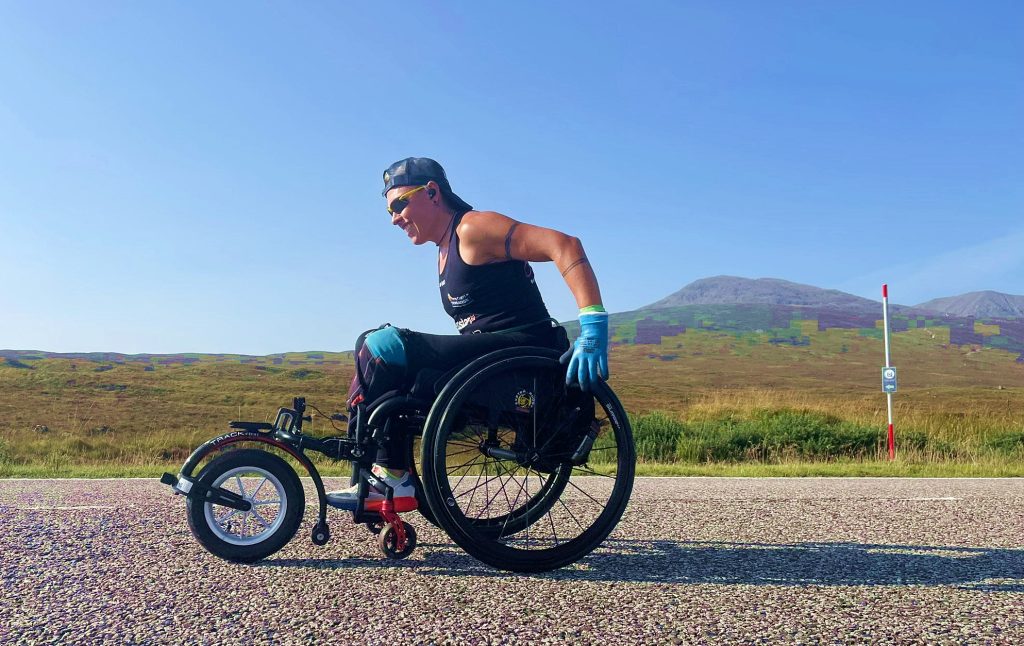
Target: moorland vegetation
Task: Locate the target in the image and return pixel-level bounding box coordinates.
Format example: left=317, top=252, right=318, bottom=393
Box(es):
left=2, top=306, right=1021, bottom=477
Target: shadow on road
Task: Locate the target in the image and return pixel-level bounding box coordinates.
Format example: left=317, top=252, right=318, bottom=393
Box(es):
left=263, top=539, right=1024, bottom=588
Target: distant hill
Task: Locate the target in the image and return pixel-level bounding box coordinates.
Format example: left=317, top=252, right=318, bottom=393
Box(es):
left=644, top=276, right=881, bottom=312
left=556, top=275, right=1024, bottom=361
left=5, top=278, right=1022, bottom=365
left=0, top=350, right=351, bottom=367
left=916, top=291, right=1024, bottom=319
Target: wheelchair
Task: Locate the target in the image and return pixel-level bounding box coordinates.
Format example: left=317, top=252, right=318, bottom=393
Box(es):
left=161, top=345, right=636, bottom=573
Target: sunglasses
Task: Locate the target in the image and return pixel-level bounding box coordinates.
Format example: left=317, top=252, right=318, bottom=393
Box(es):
left=387, top=185, right=427, bottom=216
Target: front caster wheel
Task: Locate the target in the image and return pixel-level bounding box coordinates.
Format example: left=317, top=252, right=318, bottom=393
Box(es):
left=311, top=522, right=330, bottom=546
left=377, top=521, right=416, bottom=560
left=365, top=522, right=385, bottom=535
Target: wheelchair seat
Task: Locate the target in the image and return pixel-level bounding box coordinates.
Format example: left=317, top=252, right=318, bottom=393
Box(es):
left=407, top=359, right=475, bottom=400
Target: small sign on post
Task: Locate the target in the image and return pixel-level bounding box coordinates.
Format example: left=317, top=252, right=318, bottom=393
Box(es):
left=882, top=367, right=898, bottom=393
left=882, top=284, right=895, bottom=460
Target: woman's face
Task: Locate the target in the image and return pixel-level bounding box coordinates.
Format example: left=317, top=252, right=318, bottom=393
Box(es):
left=386, top=184, right=435, bottom=245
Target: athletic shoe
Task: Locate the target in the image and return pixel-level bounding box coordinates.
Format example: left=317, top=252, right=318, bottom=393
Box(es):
left=325, top=464, right=418, bottom=512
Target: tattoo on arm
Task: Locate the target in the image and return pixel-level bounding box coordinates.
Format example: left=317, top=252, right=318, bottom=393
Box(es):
left=504, top=222, right=519, bottom=260
left=561, top=257, right=589, bottom=277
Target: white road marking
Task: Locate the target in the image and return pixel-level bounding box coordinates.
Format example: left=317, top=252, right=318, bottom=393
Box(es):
left=7, top=505, right=116, bottom=510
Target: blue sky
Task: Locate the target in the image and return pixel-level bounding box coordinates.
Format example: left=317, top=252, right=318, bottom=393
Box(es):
left=1, top=2, right=1021, bottom=354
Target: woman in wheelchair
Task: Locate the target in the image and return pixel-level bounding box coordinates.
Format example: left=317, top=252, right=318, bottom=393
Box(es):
left=325, top=157, right=611, bottom=511
left=164, top=157, right=632, bottom=571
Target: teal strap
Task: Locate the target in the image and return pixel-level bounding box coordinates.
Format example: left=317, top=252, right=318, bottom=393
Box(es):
left=364, top=326, right=407, bottom=366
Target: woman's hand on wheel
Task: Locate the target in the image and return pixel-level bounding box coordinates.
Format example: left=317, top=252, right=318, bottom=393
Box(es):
left=560, top=308, right=609, bottom=391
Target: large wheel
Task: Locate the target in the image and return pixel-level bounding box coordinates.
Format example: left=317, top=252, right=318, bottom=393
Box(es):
left=421, top=354, right=635, bottom=573
left=186, top=449, right=305, bottom=563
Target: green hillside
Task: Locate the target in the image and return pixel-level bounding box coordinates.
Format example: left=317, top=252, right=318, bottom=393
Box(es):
left=561, top=303, right=1024, bottom=360
left=1, top=306, right=1022, bottom=477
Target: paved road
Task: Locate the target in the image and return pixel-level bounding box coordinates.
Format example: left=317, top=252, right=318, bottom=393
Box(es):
left=2, top=478, right=1023, bottom=644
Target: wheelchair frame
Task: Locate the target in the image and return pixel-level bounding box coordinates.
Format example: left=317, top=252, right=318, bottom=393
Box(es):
left=161, top=345, right=634, bottom=566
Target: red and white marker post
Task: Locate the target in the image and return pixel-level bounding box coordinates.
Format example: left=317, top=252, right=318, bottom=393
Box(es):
left=882, top=284, right=896, bottom=460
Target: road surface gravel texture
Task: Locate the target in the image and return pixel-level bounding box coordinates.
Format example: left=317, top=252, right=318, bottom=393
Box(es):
left=1, top=477, right=1022, bottom=645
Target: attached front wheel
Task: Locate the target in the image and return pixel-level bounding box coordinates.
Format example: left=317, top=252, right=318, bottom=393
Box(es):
left=186, top=449, right=305, bottom=563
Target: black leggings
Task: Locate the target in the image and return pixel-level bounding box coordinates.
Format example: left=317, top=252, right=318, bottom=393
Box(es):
left=360, top=324, right=570, bottom=470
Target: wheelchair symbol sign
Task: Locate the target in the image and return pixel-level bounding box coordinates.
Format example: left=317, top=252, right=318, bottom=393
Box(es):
left=882, top=367, right=897, bottom=393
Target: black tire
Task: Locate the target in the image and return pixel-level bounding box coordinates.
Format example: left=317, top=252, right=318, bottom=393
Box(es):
left=186, top=449, right=305, bottom=563
left=421, top=354, right=635, bottom=573
left=378, top=521, right=417, bottom=560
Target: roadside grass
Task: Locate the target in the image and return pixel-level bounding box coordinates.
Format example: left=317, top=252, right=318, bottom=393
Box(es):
left=1, top=338, right=1022, bottom=478
left=3, top=461, right=1023, bottom=478
left=2, top=405, right=1022, bottom=479
left=631, top=407, right=1024, bottom=464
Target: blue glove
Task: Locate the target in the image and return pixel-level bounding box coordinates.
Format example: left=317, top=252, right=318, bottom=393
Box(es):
left=560, top=309, right=609, bottom=391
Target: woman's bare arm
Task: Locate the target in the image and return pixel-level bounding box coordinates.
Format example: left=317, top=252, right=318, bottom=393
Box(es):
left=457, top=211, right=603, bottom=309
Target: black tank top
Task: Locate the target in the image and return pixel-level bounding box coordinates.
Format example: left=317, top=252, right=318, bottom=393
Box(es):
left=439, top=211, right=552, bottom=334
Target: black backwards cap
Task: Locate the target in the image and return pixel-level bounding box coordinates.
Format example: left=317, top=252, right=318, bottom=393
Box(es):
left=382, top=157, right=473, bottom=212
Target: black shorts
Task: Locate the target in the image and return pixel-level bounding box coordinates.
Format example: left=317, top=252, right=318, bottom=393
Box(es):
left=358, top=322, right=569, bottom=469
left=400, top=323, right=569, bottom=383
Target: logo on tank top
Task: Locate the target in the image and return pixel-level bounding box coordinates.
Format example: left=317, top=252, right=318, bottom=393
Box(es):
left=455, top=314, right=477, bottom=331
left=524, top=263, right=535, bottom=284
left=447, top=292, right=473, bottom=308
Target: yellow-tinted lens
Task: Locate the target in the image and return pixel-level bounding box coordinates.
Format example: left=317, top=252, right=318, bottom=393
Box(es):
left=387, top=185, right=426, bottom=216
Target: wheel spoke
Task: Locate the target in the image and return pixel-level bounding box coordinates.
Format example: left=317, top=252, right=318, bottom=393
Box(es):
left=555, top=492, right=587, bottom=533
left=572, top=465, right=617, bottom=480
left=445, top=445, right=481, bottom=458
left=498, top=467, right=532, bottom=540
left=531, top=376, right=538, bottom=450
left=251, top=509, right=271, bottom=529
left=524, top=465, right=532, bottom=548
left=481, top=458, right=490, bottom=516
left=448, top=452, right=486, bottom=477
left=565, top=477, right=607, bottom=507
left=480, top=459, right=517, bottom=518
left=252, top=499, right=281, bottom=506
left=454, top=471, right=509, bottom=501
left=465, top=467, right=483, bottom=513
left=465, top=422, right=487, bottom=444
left=250, top=477, right=269, bottom=500
left=547, top=503, right=560, bottom=547
left=235, top=475, right=246, bottom=497
left=447, top=453, right=486, bottom=475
